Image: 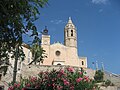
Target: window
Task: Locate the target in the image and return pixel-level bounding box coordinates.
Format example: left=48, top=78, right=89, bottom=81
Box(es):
left=55, top=50, right=61, bottom=56
left=71, top=30, right=73, bottom=36
left=82, top=61, right=84, bottom=65
left=67, top=30, right=68, bottom=37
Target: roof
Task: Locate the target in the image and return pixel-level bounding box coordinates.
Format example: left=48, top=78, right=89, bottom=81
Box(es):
left=50, top=42, right=67, bottom=48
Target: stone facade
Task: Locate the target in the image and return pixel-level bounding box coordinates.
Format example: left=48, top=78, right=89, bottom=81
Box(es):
left=40, top=17, right=87, bottom=68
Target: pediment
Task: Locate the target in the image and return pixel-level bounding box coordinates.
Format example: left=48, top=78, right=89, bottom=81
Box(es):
left=50, top=42, right=66, bottom=48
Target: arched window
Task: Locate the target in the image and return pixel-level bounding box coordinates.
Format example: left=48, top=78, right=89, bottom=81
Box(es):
left=82, top=61, right=84, bottom=65
left=67, top=30, right=68, bottom=37
left=71, top=30, right=73, bottom=36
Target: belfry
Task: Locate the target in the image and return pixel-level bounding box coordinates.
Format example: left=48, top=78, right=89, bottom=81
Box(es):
left=41, top=17, right=87, bottom=68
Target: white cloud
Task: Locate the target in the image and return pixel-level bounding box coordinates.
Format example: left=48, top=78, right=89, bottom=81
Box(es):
left=50, top=20, right=54, bottom=23
left=91, top=0, right=109, bottom=4
left=50, top=19, right=66, bottom=24
left=98, top=9, right=103, bottom=13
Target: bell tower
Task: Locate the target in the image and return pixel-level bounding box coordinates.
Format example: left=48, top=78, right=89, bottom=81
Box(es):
left=64, top=17, right=77, bottom=48
left=41, top=26, right=50, bottom=59
left=41, top=26, right=50, bottom=46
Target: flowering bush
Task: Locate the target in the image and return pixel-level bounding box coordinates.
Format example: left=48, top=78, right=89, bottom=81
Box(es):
left=8, top=67, right=99, bottom=90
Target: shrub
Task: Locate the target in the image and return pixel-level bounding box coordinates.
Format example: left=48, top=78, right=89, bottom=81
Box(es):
left=94, top=70, right=104, bottom=83
left=105, top=79, right=111, bottom=86
left=8, top=67, right=99, bottom=90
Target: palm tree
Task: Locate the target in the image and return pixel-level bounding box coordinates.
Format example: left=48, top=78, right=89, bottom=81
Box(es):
left=29, top=36, right=46, bottom=65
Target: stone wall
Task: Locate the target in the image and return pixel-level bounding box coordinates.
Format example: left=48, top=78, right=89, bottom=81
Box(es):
left=1, top=65, right=95, bottom=83
left=104, top=71, right=120, bottom=87
left=1, top=65, right=95, bottom=90
left=100, top=86, right=118, bottom=90
left=1, top=65, right=119, bottom=90
left=20, top=65, right=95, bottom=79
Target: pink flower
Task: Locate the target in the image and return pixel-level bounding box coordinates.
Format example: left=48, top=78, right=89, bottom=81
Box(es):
left=52, top=83, right=55, bottom=87
left=8, top=86, right=14, bottom=90
left=47, top=84, right=51, bottom=86
left=63, top=79, right=70, bottom=86
left=45, top=76, right=48, bottom=79
left=35, top=85, right=40, bottom=88
left=57, top=85, right=63, bottom=90
left=70, top=85, right=74, bottom=90
left=30, top=76, right=37, bottom=82
left=57, top=69, right=65, bottom=77
left=84, top=76, right=89, bottom=82
left=14, top=83, right=17, bottom=87
left=44, top=71, right=49, bottom=75
left=67, top=67, right=74, bottom=73
left=17, top=83, right=20, bottom=88
left=59, top=69, right=64, bottom=74
left=76, top=77, right=83, bottom=83
left=22, top=88, right=25, bottom=90
left=52, top=79, right=55, bottom=81
left=79, top=72, right=82, bottom=75
left=26, top=83, right=31, bottom=87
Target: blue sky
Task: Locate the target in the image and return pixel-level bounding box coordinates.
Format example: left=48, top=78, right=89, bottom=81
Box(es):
left=24, top=0, right=120, bottom=74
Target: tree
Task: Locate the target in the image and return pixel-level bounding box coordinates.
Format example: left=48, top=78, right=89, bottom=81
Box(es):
left=94, top=70, right=104, bottom=82
left=0, top=0, right=48, bottom=83
left=29, top=36, right=47, bottom=65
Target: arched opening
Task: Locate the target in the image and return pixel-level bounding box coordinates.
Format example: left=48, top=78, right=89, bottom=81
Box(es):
left=82, top=61, right=84, bottom=65
left=71, top=30, right=73, bottom=36
left=57, top=63, right=61, bottom=65
left=67, top=30, right=69, bottom=37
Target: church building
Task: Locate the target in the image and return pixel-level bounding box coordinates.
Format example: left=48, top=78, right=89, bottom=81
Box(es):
left=7, top=17, right=87, bottom=77
left=41, top=17, right=87, bottom=68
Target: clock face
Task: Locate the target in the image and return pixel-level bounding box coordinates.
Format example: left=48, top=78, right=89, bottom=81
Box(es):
left=44, top=40, right=48, bottom=45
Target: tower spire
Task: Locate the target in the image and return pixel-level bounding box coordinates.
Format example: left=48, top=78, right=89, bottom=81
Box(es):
left=68, top=17, right=73, bottom=24
left=64, top=17, right=77, bottom=48
left=69, top=17, right=71, bottom=20
left=43, top=26, right=48, bottom=35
